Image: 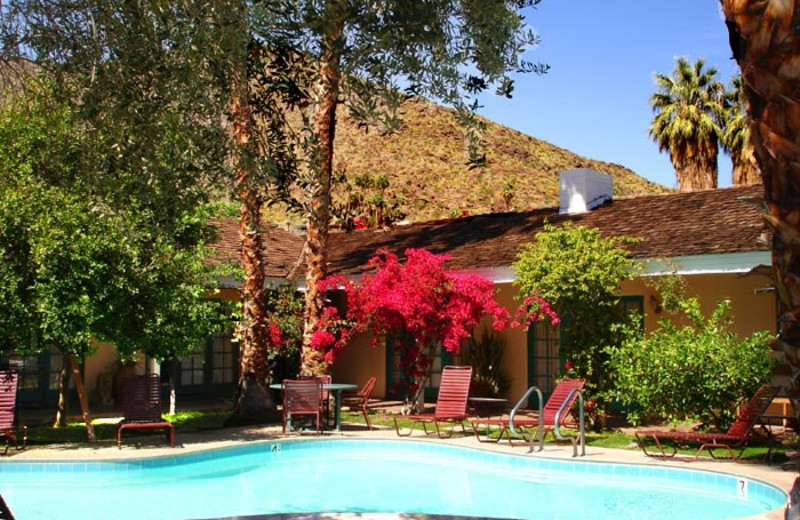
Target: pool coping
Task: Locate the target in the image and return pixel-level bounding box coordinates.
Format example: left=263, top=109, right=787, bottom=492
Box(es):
left=4, top=424, right=794, bottom=520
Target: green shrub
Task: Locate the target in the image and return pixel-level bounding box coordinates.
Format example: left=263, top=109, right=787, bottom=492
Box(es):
left=606, top=297, right=775, bottom=430
left=461, top=328, right=510, bottom=397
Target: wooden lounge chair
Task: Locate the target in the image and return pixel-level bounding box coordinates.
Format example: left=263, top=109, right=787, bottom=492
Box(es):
left=470, top=378, right=585, bottom=446
left=282, top=379, right=322, bottom=434
left=394, top=365, right=472, bottom=439
left=117, top=374, right=174, bottom=449
left=0, top=371, right=25, bottom=455
left=634, top=384, right=781, bottom=462
left=342, top=376, right=377, bottom=431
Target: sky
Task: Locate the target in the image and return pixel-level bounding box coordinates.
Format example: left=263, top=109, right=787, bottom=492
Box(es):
left=477, top=0, right=740, bottom=190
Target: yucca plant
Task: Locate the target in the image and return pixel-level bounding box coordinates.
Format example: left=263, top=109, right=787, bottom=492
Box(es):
left=461, top=328, right=510, bottom=398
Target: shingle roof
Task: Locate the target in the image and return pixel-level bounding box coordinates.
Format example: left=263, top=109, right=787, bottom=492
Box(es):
left=324, top=185, right=768, bottom=276
left=209, top=185, right=768, bottom=279
left=208, top=218, right=305, bottom=279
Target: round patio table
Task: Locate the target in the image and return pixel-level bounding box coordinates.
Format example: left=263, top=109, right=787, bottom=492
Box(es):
left=270, top=382, right=356, bottom=432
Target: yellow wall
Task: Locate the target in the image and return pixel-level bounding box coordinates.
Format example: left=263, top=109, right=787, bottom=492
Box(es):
left=331, top=271, right=778, bottom=400
left=330, top=331, right=387, bottom=397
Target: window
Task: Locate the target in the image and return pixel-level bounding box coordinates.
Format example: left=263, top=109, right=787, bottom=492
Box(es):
left=179, top=349, right=205, bottom=386
left=175, top=332, right=238, bottom=394
left=9, top=354, right=39, bottom=391
left=211, top=335, right=234, bottom=384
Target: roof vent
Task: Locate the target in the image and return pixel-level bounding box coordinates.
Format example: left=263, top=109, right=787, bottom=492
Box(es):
left=559, top=169, right=613, bottom=215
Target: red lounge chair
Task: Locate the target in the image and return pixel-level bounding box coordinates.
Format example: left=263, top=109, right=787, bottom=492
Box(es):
left=116, top=374, right=174, bottom=449
left=0, top=371, right=25, bottom=455
left=342, top=376, right=377, bottom=431
left=282, top=379, right=322, bottom=434
left=471, top=378, right=586, bottom=446
left=634, top=384, right=781, bottom=462
left=394, top=366, right=472, bottom=438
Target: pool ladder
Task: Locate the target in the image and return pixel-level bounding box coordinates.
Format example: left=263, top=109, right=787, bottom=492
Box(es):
left=508, top=385, right=585, bottom=457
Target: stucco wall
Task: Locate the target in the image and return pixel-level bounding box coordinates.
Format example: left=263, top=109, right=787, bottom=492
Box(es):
left=331, top=271, right=778, bottom=401
left=330, top=331, right=387, bottom=397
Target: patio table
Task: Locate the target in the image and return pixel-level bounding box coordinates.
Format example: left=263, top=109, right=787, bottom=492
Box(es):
left=270, top=382, right=357, bottom=432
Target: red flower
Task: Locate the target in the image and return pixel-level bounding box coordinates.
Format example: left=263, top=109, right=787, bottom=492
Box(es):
left=564, top=360, right=573, bottom=371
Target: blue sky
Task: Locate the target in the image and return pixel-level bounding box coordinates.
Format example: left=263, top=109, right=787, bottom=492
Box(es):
left=477, top=0, right=739, bottom=189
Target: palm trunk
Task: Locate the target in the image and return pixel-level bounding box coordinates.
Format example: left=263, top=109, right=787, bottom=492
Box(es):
left=231, top=60, right=274, bottom=421
left=66, top=353, right=95, bottom=442
left=301, top=1, right=345, bottom=376
left=722, top=1, right=800, bottom=404
left=731, top=142, right=761, bottom=185
left=674, top=140, right=719, bottom=191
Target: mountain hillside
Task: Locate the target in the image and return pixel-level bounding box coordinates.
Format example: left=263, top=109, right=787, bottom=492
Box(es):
left=330, top=97, right=669, bottom=223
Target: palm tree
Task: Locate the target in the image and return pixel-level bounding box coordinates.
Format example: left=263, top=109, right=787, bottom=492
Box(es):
left=721, top=0, right=800, bottom=408
left=721, top=75, right=760, bottom=186
left=649, top=57, right=726, bottom=192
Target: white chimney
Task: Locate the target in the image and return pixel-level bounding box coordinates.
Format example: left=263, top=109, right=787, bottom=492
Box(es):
left=559, top=169, right=613, bottom=215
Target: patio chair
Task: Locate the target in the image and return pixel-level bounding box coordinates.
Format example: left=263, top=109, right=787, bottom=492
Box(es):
left=634, top=384, right=781, bottom=462
left=0, top=371, right=25, bottom=455
left=470, top=378, right=585, bottom=446
left=342, top=376, right=377, bottom=431
left=116, top=374, right=174, bottom=449
left=300, top=374, right=331, bottom=425
left=394, top=366, right=472, bottom=439
left=282, top=379, right=323, bottom=434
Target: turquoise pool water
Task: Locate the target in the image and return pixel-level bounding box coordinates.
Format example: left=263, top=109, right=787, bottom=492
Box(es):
left=0, top=439, right=786, bottom=520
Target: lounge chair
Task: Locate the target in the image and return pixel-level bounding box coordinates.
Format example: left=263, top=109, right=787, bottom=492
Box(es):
left=394, top=365, right=472, bottom=438
left=116, top=374, right=175, bottom=449
left=634, top=384, right=781, bottom=462
left=282, top=379, right=322, bottom=434
left=0, top=371, right=25, bottom=455
left=342, top=376, right=377, bottom=431
left=470, top=378, right=585, bottom=446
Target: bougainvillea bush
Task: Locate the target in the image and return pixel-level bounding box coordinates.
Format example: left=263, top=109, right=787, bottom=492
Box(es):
left=311, top=248, right=557, bottom=412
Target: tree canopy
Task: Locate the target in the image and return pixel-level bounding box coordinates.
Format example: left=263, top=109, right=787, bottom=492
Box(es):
left=649, top=57, right=726, bottom=192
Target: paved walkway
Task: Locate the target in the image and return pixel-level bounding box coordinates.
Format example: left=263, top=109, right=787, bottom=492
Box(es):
left=7, top=423, right=796, bottom=520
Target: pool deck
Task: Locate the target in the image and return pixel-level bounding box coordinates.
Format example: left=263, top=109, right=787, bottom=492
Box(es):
left=7, top=424, right=796, bottom=520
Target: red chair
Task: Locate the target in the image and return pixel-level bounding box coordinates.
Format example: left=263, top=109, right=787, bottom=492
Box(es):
left=282, top=379, right=322, bottom=434
left=342, top=376, right=377, bottom=431
left=634, top=384, right=780, bottom=462
left=117, top=374, right=174, bottom=449
left=471, top=378, right=585, bottom=446
left=300, top=374, right=331, bottom=425
left=0, top=371, right=25, bottom=455
left=394, top=366, right=472, bottom=438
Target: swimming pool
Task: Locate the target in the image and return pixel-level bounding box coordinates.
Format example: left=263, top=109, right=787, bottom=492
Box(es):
left=0, top=439, right=786, bottom=520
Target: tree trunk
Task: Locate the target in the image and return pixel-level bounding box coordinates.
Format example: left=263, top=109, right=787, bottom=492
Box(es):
left=301, top=1, right=345, bottom=376
left=673, top=139, right=719, bottom=191
left=53, top=359, right=70, bottom=428
left=66, top=353, right=95, bottom=442
left=231, top=52, right=274, bottom=421
left=722, top=1, right=800, bottom=404
left=731, top=142, right=761, bottom=185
